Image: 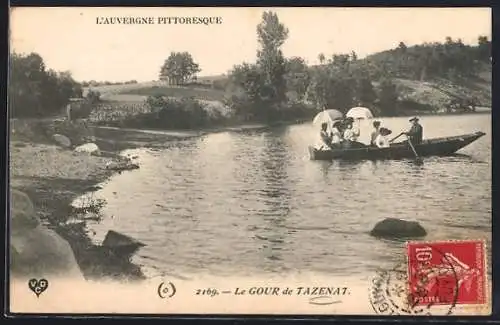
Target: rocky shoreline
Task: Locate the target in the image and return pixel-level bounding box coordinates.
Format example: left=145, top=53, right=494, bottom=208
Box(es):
left=9, top=118, right=174, bottom=281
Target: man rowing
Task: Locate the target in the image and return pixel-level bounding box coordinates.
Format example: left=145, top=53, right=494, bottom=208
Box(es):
left=404, top=117, right=423, bottom=145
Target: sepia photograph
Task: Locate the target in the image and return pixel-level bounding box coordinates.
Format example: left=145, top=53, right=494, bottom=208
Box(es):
left=8, top=7, right=491, bottom=315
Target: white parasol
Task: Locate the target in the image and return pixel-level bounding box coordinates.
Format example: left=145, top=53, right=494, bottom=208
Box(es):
left=346, top=106, right=374, bottom=120
left=312, top=109, right=344, bottom=126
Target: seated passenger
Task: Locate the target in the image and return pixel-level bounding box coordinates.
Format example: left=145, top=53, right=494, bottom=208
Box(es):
left=342, top=117, right=366, bottom=149
left=330, top=121, right=343, bottom=148
left=343, top=117, right=360, bottom=142
left=374, top=127, right=392, bottom=148
left=370, top=120, right=381, bottom=146
left=319, top=122, right=332, bottom=149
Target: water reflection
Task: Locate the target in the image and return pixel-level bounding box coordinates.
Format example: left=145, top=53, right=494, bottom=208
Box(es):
left=254, top=130, right=292, bottom=269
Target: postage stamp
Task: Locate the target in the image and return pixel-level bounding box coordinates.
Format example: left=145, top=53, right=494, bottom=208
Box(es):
left=406, top=240, right=487, bottom=307
left=7, top=6, right=491, bottom=316
left=369, top=240, right=488, bottom=316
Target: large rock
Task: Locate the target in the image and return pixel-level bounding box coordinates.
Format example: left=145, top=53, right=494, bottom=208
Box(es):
left=105, top=160, right=139, bottom=171
left=102, top=230, right=145, bottom=260
left=10, top=190, right=85, bottom=280
left=370, top=218, right=427, bottom=238
left=52, top=134, right=72, bottom=148
left=74, top=143, right=100, bottom=156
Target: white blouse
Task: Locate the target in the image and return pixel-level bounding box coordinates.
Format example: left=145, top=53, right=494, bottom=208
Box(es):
left=331, top=127, right=342, bottom=144
left=344, top=127, right=360, bottom=141
left=375, top=134, right=390, bottom=148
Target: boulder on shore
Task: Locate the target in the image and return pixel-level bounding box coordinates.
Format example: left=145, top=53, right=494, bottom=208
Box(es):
left=10, top=190, right=85, bottom=280
left=52, top=134, right=72, bottom=148
left=105, top=160, right=140, bottom=171
left=370, top=218, right=427, bottom=238
left=101, top=230, right=145, bottom=260
left=74, top=143, right=101, bottom=156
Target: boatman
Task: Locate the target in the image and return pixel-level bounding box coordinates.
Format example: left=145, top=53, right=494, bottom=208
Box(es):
left=404, top=117, right=423, bottom=145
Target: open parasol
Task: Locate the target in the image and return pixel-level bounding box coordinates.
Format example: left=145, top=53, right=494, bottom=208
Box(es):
left=346, top=106, right=374, bottom=120
left=312, top=109, right=344, bottom=126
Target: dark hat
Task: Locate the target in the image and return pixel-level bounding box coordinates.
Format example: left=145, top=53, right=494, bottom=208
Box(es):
left=373, top=120, right=381, bottom=126
left=409, top=117, right=419, bottom=122
left=321, top=122, right=328, bottom=128
left=379, top=127, right=392, bottom=136
left=333, top=121, right=342, bottom=127
left=345, top=117, right=354, bottom=123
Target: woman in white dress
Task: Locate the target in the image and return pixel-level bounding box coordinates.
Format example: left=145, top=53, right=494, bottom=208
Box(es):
left=342, top=117, right=365, bottom=149
left=330, top=121, right=343, bottom=148
left=343, top=117, right=360, bottom=142
left=374, top=127, right=392, bottom=148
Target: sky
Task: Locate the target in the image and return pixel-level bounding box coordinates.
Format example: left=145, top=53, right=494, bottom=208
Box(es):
left=10, top=7, right=491, bottom=82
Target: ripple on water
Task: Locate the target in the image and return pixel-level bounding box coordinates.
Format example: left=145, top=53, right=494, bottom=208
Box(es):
left=86, top=114, right=491, bottom=278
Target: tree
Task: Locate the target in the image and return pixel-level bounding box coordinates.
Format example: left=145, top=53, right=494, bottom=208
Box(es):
left=9, top=52, right=82, bottom=117
left=318, top=53, right=326, bottom=64
left=377, top=78, right=399, bottom=116
left=256, top=11, right=289, bottom=106
left=159, top=52, right=201, bottom=85
left=224, top=63, right=267, bottom=120
left=331, top=54, right=350, bottom=67
left=350, top=51, right=358, bottom=62
left=355, top=77, right=377, bottom=107
left=477, top=35, right=491, bottom=61
left=306, top=60, right=355, bottom=112
left=284, top=57, right=310, bottom=101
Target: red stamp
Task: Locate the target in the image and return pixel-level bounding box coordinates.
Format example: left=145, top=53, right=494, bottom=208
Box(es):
left=407, top=240, right=486, bottom=307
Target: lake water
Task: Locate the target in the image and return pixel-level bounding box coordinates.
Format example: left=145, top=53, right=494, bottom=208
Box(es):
left=84, top=114, right=491, bottom=280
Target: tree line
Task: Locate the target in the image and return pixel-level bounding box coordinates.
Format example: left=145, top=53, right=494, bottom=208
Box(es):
left=155, top=11, right=490, bottom=120
left=364, top=36, right=491, bottom=82
left=9, top=53, right=84, bottom=118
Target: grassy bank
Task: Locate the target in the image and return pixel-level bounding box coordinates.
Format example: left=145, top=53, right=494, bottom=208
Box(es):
left=123, top=85, right=226, bottom=102
left=84, top=71, right=491, bottom=132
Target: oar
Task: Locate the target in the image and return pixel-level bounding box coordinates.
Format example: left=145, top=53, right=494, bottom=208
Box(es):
left=406, top=136, right=423, bottom=164
left=389, top=132, right=405, bottom=143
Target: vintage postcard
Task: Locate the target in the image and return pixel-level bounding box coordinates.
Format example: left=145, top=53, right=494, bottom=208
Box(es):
left=8, top=7, right=492, bottom=315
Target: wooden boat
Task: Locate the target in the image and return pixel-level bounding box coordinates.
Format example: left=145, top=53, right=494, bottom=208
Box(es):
left=308, top=131, right=486, bottom=161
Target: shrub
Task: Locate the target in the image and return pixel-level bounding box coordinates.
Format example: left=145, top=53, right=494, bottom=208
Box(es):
left=9, top=52, right=83, bottom=118
left=88, top=102, right=150, bottom=125
left=47, top=119, right=95, bottom=146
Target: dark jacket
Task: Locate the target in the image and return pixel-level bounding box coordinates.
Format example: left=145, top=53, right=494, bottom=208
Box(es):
left=407, top=123, right=423, bottom=144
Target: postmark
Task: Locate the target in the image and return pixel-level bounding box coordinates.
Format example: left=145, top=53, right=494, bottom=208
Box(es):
left=406, top=239, right=486, bottom=307
left=369, top=261, right=457, bottom=316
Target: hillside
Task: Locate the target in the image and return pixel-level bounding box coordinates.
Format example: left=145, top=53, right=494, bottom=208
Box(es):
left=103, top=47, right=490, bottom=116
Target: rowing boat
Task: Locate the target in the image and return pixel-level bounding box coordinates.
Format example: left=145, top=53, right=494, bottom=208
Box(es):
left=308, top=131, right=486, bottom=161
